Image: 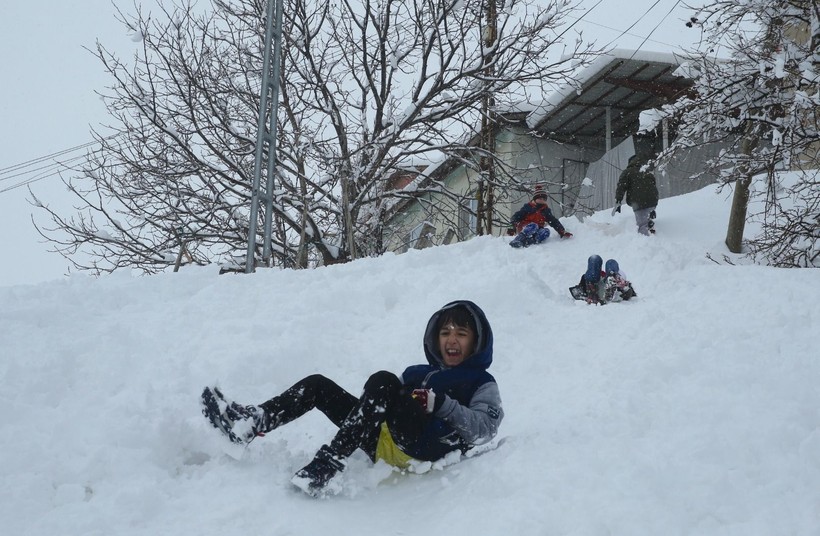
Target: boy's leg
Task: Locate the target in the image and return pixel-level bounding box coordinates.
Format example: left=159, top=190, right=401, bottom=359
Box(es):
left=634, top=207, right=653, bottom=236
left=511, top=223, right=539, bottom=248
left=202, top=375, right=358, bottom=445
left=383, top=389, right=430, bottom=451
left=533, top=227, right=550, bottom=244
left=604, top=259, right=619, bottom=275
left=326, top=370, right=413, bottom=460
left=521, top=222, right=538, bottom=237
left=293, top=371, right=427, bottom=495
left=585, top=255, right=603, bottom=282
left=258, top=374, right=358, bottom=431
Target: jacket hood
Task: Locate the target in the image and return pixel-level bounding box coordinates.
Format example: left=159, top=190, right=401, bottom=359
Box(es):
left=422, top=300, right=494, bottom=370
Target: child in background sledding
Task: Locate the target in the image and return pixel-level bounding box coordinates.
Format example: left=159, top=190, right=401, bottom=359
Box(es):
left=602, top=259, right=637, bottom=303
left=577, top=254, right=605, bottom=304
left=201, top=300, right=503, bottom=497
left=509, top=186, right=573, bottom=247
left=574, top=255, right=636, bottom=305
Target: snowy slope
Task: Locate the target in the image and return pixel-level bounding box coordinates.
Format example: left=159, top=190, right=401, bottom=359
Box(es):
left=1, top=185, right=819, bottom=536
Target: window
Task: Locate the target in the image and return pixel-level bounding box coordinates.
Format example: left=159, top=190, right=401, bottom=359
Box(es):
left=458, top=197, right=478, bottom=239
left=402, top=221, right=435, bottom=252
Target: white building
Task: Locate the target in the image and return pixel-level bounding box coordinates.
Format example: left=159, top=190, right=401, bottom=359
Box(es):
left=384, top=50, right=725, bottom=253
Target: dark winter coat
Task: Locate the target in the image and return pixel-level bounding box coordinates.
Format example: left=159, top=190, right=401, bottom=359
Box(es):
left=615, top=159, right=659, bottom=210
left=511, top=201, right=567, bottom=235
left=399, top=300, right=503, bottom=461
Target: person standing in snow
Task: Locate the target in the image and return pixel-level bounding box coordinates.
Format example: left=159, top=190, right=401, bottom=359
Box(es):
left=508, top=186, right=573, bottom=248
left=570, top=255, right=636, bottom=305
left=614, top=154, right=658, bottom=236
left=201, top=300, right=503, bottom=497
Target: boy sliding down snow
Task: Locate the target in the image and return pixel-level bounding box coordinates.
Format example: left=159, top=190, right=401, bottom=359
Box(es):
left=201, top=300, right=504, bottom=497
left=600, top=258, right=637, bottom=303
left=570, top=255, right=637, bottom=305
left=508, top=186, right=573, bottom=248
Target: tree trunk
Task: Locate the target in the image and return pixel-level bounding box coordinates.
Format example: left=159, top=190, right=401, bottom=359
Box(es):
left=725, top=82, right=767, bottom=254
left=725, top=13, right=781, bottom=254
left=725, top=130, right=760, bottom=253
left=725, top=174, right=751, bottom=253
left=342, top=175, right=356, bottom=260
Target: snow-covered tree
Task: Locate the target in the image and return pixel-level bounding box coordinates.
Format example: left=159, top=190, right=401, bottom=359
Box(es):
left=36, top=0, right=598, bottom=275
left=659, top=0, right=819, bottom=267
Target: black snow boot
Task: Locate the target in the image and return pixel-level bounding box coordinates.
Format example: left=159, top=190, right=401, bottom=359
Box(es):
left=291, top=445, right=346, bottom=497
left=201, top=386, right=270, bottom=444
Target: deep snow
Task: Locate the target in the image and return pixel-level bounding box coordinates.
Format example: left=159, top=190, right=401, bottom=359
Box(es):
left=1, top=185, right=819, bottom=536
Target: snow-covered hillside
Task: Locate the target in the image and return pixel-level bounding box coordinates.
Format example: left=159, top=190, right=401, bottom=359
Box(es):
left=2, top=185, right=818, bottom=536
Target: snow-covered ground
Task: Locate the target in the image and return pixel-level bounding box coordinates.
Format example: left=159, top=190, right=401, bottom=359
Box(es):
left=2, top=185, right=818, bottom=536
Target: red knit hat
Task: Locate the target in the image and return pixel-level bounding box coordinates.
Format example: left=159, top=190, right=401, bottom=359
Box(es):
left=532, top=185, right=547, bottom=202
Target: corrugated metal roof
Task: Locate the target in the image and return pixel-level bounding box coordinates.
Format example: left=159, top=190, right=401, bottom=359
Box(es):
left=529, top=53, right=693, bottom=145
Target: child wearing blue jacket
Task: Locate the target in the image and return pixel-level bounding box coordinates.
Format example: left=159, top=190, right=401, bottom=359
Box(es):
left=570, top=255, right=636, bottom=304
left=201, top=300, right=503, bottom=496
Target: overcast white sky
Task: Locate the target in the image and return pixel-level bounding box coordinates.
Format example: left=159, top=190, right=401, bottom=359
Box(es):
left=0, top=0, right=699, bottom=287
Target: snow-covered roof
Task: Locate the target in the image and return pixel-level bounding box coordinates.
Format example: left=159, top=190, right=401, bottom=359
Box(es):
left=527, top=49, right=692, bottom=143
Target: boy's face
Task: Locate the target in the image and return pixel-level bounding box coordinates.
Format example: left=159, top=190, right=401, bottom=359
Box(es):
left=438, top=322, right=477, bottom=367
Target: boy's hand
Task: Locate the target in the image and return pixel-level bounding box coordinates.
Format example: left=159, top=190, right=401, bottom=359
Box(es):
left=411, top=389, right=438, bottom=414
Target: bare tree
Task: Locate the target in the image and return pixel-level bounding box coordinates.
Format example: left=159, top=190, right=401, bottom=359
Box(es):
left=36, top=0, right=597, bottom=274
left=660, top=0, right=819, bottom=267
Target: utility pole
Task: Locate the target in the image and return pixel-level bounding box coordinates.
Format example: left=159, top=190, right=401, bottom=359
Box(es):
left=246, top=0, right=285, bottom=273
left=476, top=0, right=498, bottom=236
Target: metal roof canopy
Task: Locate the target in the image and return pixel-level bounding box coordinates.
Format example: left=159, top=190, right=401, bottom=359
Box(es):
left=383, top=53, right=695, bottom=221
left=529, top=54, right=693, bottom=147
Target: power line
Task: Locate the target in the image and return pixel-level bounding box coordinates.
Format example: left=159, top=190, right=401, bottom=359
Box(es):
left=0, top=139, right=103, bottom=176
left=0, top=153, right=90, bottom=194
left=0, top=134, right=120, bottom=195
left=625, top=0, right=684, bottom=60
left=599, top=0, right=666, bottom=50
left=564, top=0, right=686, bottom=52
left=0, top=153, right=85, bottom=183
left=556, top=0, right=607, bottom=41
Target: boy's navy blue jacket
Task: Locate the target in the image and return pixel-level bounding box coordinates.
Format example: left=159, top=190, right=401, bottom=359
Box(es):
left=398, top=301, right=504, bottom=461
left=511, top=201, right=567, bottom=235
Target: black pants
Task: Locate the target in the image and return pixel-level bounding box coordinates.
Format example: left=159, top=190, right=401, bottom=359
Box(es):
left=258, top=371, right=429, bottom=462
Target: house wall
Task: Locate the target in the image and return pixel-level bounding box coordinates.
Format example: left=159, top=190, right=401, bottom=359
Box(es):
left=383, top=128, right=725, bottom=253
left=383, top=164, right=478, bottom=253
left=576, top=136, right=635, bottom=217
left=784, top=18, right=820, bottom=170
left=656, top=141, right=727, bottom=198
left=577, top=134, right=728, bottom=216
left=384, top=126, right=603, bottom=252
left=500, top=127, right=604, bottom=219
